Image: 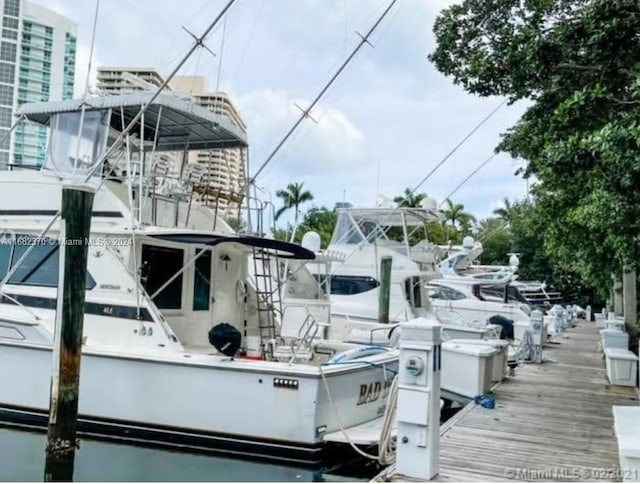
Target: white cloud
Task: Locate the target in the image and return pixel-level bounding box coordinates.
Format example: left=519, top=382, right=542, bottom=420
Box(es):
left=237, top=89, right=369, bottom=180
left=28, top=0, right=531, bottom=222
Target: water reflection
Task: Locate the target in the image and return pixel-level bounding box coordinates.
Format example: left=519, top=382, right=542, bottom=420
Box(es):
left=0, top=428, right=334, bottom=482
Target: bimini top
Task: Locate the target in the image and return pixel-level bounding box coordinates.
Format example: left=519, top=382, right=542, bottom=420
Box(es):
left=16, top=92, right=247, bottom=152
left=337, top=206, right=441, bottom=226
left=148, top=233, right=315, bottom=260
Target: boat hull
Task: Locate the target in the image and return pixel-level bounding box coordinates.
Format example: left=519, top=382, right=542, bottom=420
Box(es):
left=0, top=341, right=398, bottom=465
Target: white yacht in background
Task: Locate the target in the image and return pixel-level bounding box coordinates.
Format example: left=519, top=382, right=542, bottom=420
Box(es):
left=427, top=276, right=530, bottom=328
left=0, top=93, right=399, bottom=465
left=303, top=205, right=498, bottom=343
left=437, top=236, right=518, bottom=281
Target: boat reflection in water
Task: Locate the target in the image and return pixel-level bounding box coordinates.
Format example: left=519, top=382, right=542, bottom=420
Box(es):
left=0, top=428, right=350, bottom=482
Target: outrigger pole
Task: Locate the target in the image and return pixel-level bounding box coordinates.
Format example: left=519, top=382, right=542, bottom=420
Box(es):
left=40, top=1, right=240, bottom=481
left=247, top=0, right=399, bottom=184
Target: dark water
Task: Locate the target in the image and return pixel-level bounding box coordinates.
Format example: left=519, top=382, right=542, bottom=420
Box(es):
left=0, top=407, right=462, bottom=481
left=0, top=428, right=362, bottom=482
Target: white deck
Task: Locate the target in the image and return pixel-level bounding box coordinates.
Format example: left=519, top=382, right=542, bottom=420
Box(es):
left=323, top=416, right=396, bottom=446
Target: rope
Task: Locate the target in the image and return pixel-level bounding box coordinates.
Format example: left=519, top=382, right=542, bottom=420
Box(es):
left=319, top=364, right=398, bottom=466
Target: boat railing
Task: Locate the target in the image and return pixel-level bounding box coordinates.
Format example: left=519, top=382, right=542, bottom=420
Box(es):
left=288, top=313, right=322, bottom=364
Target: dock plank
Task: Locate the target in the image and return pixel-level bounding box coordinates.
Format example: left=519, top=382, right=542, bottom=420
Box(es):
left=374, top=321, right=638, bottom=481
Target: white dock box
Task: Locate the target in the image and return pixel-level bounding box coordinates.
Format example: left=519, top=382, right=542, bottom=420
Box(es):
left=442, top=325, right=492, bottom=340
left=605, top=348, right=638, bottom=387
left=595, top=312, right=606, bottom=328
left=441, top=342, right=498, bottom=398
left=600, top=329, right=629, bottom=350
left=446, top=339, right=509, bottom=383
left=606, top=319, right=626, bottom=332
left=613, top=406, right=640, bottom=482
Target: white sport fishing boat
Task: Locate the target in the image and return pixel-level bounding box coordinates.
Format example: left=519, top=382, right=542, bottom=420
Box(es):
left=0, top=93, right=399, bottom=465
left=303, top=205, right=503, bottom=343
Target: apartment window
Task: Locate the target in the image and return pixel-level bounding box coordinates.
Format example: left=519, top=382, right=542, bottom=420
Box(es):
left=0, top=42, right=15, bottom=62
left=140, top=245, right=184, bottom=310
left=193, top=249, right=211, bottom=311
left=0, top=84, right=12, bottom=105
left=0, top=129, right=9, bottom=149
left=0, top=62, right=14, bottom=84
left=2, top=17, right=18, bottom=30
left=3, top=0, right=19, bottom=17
left=2, top=29, right=17, bottom=40
left=0, top=106, right=11, bottom=127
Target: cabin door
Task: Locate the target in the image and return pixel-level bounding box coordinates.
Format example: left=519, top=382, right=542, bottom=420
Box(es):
left=185, top=248, right=214, bottom=342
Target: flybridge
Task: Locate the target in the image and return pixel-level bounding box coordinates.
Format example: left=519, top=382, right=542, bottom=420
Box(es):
left=15, top=91, right=248, bottom=152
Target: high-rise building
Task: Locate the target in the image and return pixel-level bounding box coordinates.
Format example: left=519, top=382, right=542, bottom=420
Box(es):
left=12, top=1, right=77, bottom=167
left=0, top=1, right=77, bottom=168
left=95, top=68, right=248, bottom=214
left=0, top=0, right=23, bottom=169
left=170, top=75, right=247, bottom=212
left=97, top=66, right=165, bottom=94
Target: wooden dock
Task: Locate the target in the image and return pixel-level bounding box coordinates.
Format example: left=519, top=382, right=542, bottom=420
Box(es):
left=375, top=321, right=638, bottom=482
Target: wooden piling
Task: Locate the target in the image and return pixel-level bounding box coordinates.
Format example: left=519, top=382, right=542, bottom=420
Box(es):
left=44, top=185, right=95, bottom=482
left=378, top=255, right=392, bottom=324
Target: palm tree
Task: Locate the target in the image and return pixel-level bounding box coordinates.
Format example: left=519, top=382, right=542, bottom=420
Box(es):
left=493, top=197, right=515, bottom=224
left=393, top=187, right=427, bottom=207
left=441, top=198, right=476, bottom=230
left=275, top=182, right=314, bottom=225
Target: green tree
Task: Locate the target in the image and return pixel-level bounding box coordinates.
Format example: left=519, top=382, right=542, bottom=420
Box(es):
left=476, top=217, right=511, bottom=265
left=393, top=188, right=428, bottom=208
left=429, top=0, right=640, bottom=321
left=275, top=182, right=314, bottom=226
left=294, top=206, right=338, bottom=248
left=441, top=199, right=476, bottom=233
left=492, top=198, right=517, bottom=225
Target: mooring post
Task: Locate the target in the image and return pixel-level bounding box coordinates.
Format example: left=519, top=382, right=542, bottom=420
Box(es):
left=378, top=255, right=392, bottom=324
left=613, top=273, right=624, bottom=316
left=44, top=184, right=95, bottom=482
left=623, top=267, right=638, bottom=353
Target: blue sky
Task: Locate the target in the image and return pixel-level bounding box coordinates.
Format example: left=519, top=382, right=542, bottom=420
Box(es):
left=38, top=0, right=529, bottom=221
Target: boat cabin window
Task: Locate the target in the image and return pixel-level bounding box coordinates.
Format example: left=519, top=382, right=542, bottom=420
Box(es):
left=141, top=244, right=184, bottom=310
left=193, top=249, right=211, bottom=311
left=428, top=285, right=466, bottom=301
left=327, top=275, right=379, bottom=295
left=0, top=234, right=95, bottom=289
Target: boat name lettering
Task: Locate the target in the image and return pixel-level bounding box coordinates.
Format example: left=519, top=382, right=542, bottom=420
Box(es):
left=357, top=380, right=391, bottom=406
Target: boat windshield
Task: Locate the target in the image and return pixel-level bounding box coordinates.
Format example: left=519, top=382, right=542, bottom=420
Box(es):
left=329, top=208, right=440, bottom=260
